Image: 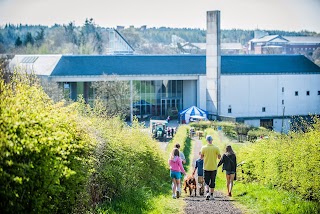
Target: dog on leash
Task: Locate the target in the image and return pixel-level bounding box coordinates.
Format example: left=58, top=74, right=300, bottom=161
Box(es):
left=183, top=175, right=197, bottom=196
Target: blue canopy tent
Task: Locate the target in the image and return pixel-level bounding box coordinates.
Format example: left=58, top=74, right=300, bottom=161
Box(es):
left=178, top=106, right=208, bottom=124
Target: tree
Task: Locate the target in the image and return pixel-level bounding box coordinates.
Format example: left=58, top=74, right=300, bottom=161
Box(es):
left=15, top=36, right=22, bottom=47
left=0, top=55, right=14, bottom=83
left=91, top=75, right=138, bottom=118
left=94, top=32, right=103, bottom=54
left=34, top=28, right=45, bottom=47
left=40, top=78, right=64, bottom=102
left=64, top=22, right=78, bottom=45
left=24, top=32, right=34, bottom=46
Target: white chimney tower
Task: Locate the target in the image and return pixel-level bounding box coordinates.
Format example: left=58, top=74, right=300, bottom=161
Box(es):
left=206, top=11, right=221, bottom=118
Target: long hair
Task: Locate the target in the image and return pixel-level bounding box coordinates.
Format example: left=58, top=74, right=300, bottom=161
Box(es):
left=226, top=145, right=235, bottom=155
left=171, top=148, right=180, bottom=159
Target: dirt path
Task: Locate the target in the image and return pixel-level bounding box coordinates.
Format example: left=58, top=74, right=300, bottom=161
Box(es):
left=183, top=138, right=243, bottom=214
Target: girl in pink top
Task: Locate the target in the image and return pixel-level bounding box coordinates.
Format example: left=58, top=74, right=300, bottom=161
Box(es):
left=169, top=148, right=186, bottom=198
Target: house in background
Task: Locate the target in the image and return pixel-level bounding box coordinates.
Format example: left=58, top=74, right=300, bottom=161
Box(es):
left=171, top=35, right=243, bottom=54
left=283, top=36, right=320, bottom=54
left=248, top=31, right=320, bottom=55
left=106, top=29, right=134, bottom=55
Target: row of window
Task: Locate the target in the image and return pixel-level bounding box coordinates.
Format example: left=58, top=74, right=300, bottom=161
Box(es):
left=228, top=107, right=267, bottom=114
left=294, top=91, right=320, bottom=96
left=288, top=47, right=317, bottom=51
left=281, top=87, right=320, bottom=96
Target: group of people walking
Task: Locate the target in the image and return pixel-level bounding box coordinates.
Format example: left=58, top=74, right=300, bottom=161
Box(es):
left=169, top=135, right=237, bottom=199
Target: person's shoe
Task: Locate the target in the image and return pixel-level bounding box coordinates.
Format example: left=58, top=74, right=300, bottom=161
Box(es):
left=228, top=192, right=232, bottom=197
left=206, top=192, right=210, bottom=200
left=210, top=193, right=214, bottom=200
left=172, top=194, right=176, bottom=199
left=176, top=190, right=180, bottom=198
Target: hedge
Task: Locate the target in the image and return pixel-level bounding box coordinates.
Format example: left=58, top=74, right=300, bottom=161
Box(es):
left=238, top=117, right=320, bottom=202
left=0, top=73, right=94, bottom=213
left=0, top=72, right=171, bottom=213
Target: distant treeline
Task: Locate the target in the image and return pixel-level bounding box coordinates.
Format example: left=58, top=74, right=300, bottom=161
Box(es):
left=0, top=19, right=319, bottom=54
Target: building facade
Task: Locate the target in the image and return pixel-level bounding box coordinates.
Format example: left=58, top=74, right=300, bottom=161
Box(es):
left=9, top=11, right=320, bottom=132
left=248, top=34, right=320, bottom=55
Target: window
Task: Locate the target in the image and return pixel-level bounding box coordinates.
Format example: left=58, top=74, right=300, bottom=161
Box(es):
left=228, top=108, right=232, bottom=113
left=262, top=107, right=266, bottom=112
left=282, top=100, right=284, bottom=105
left=282, top=87, right=284, bottom=92
left=295, top=91, right=298, bottom=96
left=318, top=91, right=320, bottom=95
left=306, top=91, right=310, bottom=96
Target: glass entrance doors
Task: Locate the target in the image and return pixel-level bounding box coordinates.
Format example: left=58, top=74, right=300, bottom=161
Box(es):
left=161, top=98, right=182, bottom=117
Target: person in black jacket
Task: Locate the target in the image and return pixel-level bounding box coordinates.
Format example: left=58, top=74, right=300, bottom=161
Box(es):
left=218, top=145, right=237, bottom=197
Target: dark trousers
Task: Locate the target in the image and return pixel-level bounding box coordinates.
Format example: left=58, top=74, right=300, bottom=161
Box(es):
left=204, top=170, right=217, bottom=189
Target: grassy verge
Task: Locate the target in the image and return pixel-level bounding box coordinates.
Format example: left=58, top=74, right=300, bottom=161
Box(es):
left=204, top=128, right=320, bottom=214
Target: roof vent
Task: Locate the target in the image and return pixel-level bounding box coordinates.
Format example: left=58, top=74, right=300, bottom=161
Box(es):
left=21, top=56, right=38, bottom=63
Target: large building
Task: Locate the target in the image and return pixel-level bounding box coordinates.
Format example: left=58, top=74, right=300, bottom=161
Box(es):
left=9, top=11, right=320, bottom=132
left=248, top=32, right=320, bottom=55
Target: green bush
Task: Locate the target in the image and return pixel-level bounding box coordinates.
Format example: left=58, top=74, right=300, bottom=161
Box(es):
left=73, top=105, right=170, bottom=213
left=0, top=73, right=94, bottom=213
left=212, top=121, right=238, bottom=139
left=166, top=125, right=191, bottom=170
left=189, top=121, right=211, bottom=131
left=247, top=127, right=273, bottom=142
left=238, top=118, right=320, bottom=202
left=167, top=125, right=189, bottom=156
left=0, top=72, right=172, bottom=213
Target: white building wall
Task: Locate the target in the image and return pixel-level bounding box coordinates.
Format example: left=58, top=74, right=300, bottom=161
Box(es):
left=220, top=74, right=320, bottom=118
left=244, top=119, right=260, bottom=127
left=198, top=75, right=207, bottom=109
left=183, top=80, right=197, bottom=109
left=273, top=118, right=291, bottom=133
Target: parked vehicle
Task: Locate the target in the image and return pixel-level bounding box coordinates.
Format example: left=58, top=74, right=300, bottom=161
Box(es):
left=150, top=120, right=168, bottom=141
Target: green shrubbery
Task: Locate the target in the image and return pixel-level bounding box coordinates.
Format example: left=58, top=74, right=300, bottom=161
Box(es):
left=0, top=73, right=95, bottom=213
left=238, top=118, right=320, bottom=202
left=85, top=115, right=169, bottom=213
left=212, top=121, right=238, bottom=139
left=0, top=72, right=171, bottom=213
left=189, top=121, right=211, bottom=131
left=247, top=127, right=276, bottom=142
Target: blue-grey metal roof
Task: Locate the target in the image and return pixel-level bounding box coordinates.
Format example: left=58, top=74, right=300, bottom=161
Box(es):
left=51, top=54, right=320, bottom=76
left=51, top=55, right=206, bottom=76
left=222, top=55, right=320, bottom=75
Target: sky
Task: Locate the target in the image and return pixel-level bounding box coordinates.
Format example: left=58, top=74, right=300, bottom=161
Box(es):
left=0, top=0, right=319, bottom=32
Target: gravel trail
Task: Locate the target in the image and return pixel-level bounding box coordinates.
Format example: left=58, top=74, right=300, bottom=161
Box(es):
left=184, top=138, right=243, bottom=214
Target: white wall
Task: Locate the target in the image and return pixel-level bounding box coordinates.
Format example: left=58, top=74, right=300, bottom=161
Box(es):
left=220, top=74, right=320, bottom=118
left=273, top=118, right=291, bottom=133
left=183, top=80, right=197, bottom=109
left=244, top=119, right=260, bottom=127
left=198, top=75, right=207, bottom=110
left=244, top=118, right=291, bottom=133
